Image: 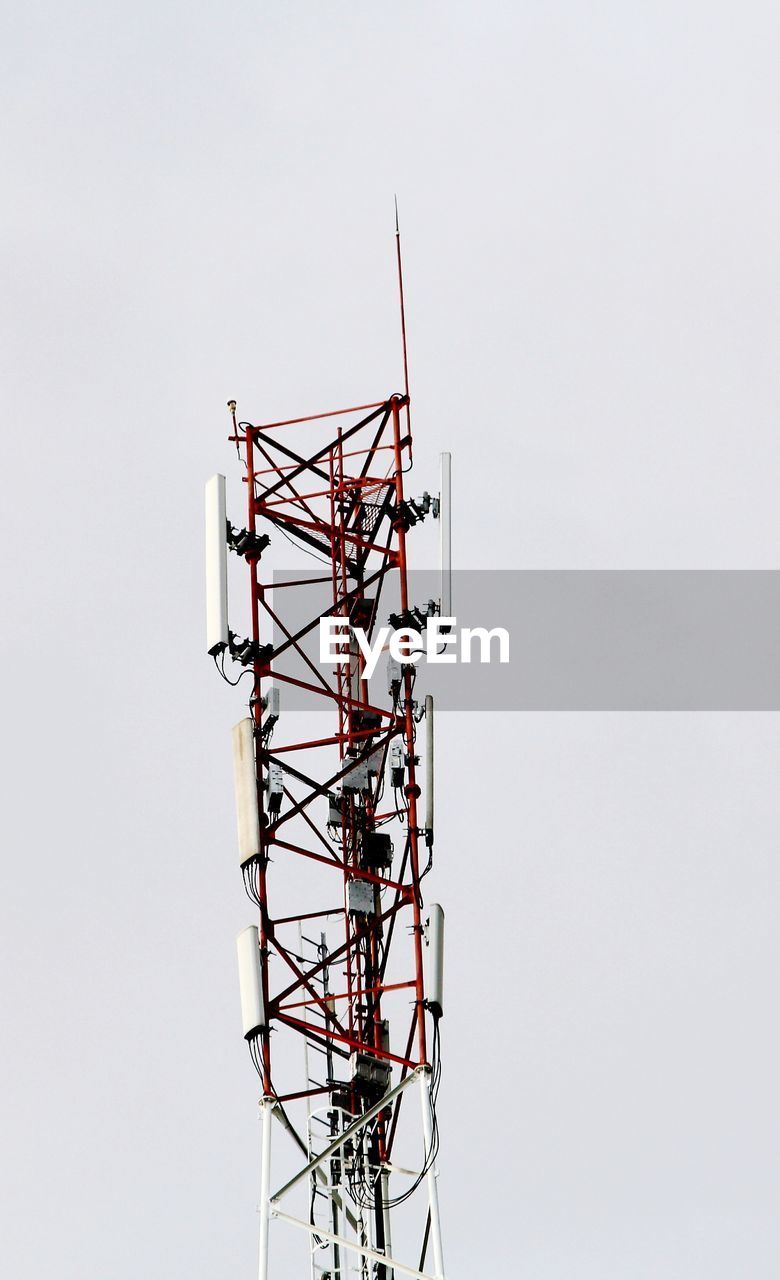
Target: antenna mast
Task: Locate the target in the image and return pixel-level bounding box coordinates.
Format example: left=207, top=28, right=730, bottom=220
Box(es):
left=395, top=197, right=412, bottom=442
left=206, top=228, right=448, bottom=1280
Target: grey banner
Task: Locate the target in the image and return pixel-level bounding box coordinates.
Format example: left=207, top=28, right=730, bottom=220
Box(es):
left=269, top=570, right=780, bottom=710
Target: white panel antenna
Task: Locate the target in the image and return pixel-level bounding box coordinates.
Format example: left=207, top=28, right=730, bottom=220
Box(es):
left=439, top=452, right=452, bottom=619
left=236, top=925, right=266, bottom=1038
left=425, top=903, right=445, bottom=1018
left=425, top=693, right=434, bottom=843
left=205, top=474, right=229, bottom=655
left=232, top=718, right=261, bottom=865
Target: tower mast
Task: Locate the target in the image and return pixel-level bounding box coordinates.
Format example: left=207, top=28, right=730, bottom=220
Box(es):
left=207, top=235, right=448, bottom=1280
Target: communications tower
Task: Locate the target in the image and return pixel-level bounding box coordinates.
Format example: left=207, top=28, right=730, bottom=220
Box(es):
left=205, top=244, right=450, bottom=1280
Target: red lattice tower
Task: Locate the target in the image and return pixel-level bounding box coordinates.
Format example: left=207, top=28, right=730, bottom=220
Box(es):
left=208, top=385, right=447, bottom=1280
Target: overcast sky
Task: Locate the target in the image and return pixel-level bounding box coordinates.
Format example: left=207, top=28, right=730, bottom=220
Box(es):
left=2, top=3, right=779, bottom=1277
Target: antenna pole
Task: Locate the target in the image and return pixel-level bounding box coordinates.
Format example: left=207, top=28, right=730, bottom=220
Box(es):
left=395, top=198, right=412, bottom=437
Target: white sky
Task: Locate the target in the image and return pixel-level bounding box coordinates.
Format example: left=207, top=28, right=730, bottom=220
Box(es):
left=1, top=2, right=779, bottom=1276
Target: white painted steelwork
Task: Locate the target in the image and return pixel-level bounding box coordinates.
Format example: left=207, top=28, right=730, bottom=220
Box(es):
left=419, top=1069, right=445, bottom=1279
left=261, top=1069, right=445, bottom=1280
left=258, top=1097, right=273, bottom=1280
left=272, top=1211, right=437, bottom=1280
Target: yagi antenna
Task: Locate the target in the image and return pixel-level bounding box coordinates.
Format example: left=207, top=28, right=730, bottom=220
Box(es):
left=439, top=452, right=452, bottom=618
left=205, top=474, right=228, bottom=655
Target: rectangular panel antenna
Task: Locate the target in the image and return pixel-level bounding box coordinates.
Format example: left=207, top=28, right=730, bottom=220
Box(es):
left=439, top=452, right=452, bottom=618
left=236, top=925, right=266, bottom=1038
left=205, top=474, right=228, bottom=654
left=232, top=718, right=261, bottom=865
left=425, top=903, right=445, bottom=1017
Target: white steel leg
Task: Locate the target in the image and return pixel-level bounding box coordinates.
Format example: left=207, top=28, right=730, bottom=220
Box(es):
left=419, top=1071, right=445, bottom=1280
left=382, top=1168, right=394, bottom=1279
left=258, top=1097, right=273, bottom=1280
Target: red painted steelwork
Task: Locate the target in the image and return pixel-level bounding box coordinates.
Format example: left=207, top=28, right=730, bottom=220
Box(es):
left=230, top=390, right=434, bottom=1189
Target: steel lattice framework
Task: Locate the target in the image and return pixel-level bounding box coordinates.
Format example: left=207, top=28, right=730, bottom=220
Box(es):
left=213, top=390, right=446, bottom=1280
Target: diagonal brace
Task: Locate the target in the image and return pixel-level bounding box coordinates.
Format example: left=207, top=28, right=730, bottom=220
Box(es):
left=272, top=1209, right=440, bottom=1280
left=270, top=1068, right=420, bottom=1204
